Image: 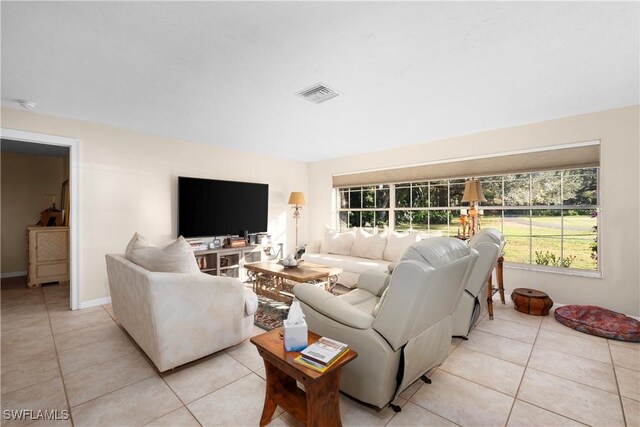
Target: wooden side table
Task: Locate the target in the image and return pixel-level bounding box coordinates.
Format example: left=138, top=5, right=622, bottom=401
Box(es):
left=486, top=255, right=505, bottom=320
left=250, top=328, right=357, bottom=427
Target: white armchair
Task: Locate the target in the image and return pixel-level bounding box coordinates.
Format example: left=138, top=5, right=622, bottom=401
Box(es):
left=451, top=228, right=507, bottom=338
left=293, top=238, right=478, bottom=410
left=106, top=254, right=258, bottom=372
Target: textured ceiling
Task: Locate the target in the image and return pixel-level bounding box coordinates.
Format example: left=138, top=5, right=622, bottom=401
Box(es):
left=1, top=2, right=638, bottom=162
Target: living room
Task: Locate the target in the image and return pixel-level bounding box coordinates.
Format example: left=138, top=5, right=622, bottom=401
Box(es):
left=1, top=2, right=638, bottom=427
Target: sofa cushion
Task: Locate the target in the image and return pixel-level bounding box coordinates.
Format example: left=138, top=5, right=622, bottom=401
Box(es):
left=303, top=252, right=390, bottom=275
left=383, top=231, right=421, bottom=262
left=125, top=234, right=200, bottom=274
left=320, top=227, right=356, bottom=255
left=351, top=228, right=387, bottom=260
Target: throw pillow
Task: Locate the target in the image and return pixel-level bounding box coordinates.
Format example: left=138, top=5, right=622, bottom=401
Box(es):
left=125, top=232, right=149, bottom=256
left=320, top=228, right=356, bottom=255
left=125, top=233, right=200, bottom=274
left=383, top=231, right=421, bottom=262
left=351, top=228, right=387, bottom=260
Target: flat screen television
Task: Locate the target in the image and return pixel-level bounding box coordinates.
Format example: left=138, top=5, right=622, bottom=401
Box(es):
left=178, top=177, right=268, bottom=238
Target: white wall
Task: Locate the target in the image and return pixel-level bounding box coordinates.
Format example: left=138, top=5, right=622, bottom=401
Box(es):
left=307, top=106, right=640, bottom=316
left=1, top=107, right=308, bottom=304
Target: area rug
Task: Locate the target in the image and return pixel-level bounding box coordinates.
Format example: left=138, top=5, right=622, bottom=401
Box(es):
left=554, top=305, right=640, bottom=342
left=252, top=285, right=352, bottom=330
left=254, top=296, right=290, bottom=330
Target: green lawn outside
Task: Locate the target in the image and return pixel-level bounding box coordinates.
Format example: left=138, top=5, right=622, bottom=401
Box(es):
left=410, top=214, right=597, bottom=270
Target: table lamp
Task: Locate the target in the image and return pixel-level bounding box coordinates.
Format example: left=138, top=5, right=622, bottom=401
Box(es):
left=462, top=178, right=486, bottom=237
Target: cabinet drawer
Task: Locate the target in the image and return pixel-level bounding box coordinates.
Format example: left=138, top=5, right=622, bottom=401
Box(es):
left=35, top=230, right=69, bottom=262
left=36, top=262, right=69, bottom=279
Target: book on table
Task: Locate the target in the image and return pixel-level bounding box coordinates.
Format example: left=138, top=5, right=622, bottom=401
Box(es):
left=294, top=353, right=346, bottom=373
left=294, top=337, right=349, bottom=372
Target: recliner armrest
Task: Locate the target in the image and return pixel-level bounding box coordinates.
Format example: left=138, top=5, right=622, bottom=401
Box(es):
left=293, top=284, right=375, bottom=330
left=357, top=270, right=390, bottom=296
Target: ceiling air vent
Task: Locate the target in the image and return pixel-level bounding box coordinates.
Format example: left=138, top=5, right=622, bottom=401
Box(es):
left=296, top=83, right=341, bottom=104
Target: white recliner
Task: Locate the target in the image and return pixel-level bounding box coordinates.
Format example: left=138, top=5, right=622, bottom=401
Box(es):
left=292, top=238, right=478, bottom=410
left=451, top=228, right=507, bottom=338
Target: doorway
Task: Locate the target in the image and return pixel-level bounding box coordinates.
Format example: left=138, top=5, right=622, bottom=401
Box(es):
left=1, top=129, right=79, bottom=309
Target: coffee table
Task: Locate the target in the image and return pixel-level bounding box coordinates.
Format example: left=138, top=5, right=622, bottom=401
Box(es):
left=251, top=327, right=357, bottom=427
left=245, top=261, right=342, bottom=304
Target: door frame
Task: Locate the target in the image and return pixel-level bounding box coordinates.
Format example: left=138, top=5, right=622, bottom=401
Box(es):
left=1, top=128, right=81, bottom=310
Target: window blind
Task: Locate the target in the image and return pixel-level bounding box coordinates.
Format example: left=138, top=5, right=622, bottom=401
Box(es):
left=332, top=142, right=600, bottom=188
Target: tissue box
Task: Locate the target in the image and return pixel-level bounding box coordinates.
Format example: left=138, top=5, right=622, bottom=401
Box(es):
left=283, top=319, right=308, bottom=352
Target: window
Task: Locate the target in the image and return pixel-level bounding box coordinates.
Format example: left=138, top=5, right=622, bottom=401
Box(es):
left=335, top=167, right=599, bottom=272
left=337, top=185, right=390, bottom=232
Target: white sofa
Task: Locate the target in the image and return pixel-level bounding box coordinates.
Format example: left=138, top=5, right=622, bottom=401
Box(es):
left=106, top=254, right=258, bottom=372
left=302, top=228, right=441, bottom=288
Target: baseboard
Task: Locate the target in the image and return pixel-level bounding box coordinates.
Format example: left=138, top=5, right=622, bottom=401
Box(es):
left=80, top=296, right=112, bottom=309
left=1, top=271, right=27, bottom=278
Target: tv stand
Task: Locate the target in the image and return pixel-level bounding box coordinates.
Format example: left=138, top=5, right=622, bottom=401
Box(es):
left=193, top=244, right=263, bottom=281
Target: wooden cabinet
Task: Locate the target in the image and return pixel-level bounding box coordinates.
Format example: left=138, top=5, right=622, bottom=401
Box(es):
left=27, top=226, right=69, bottom=287
left=194, top=245, right=263, bottom=281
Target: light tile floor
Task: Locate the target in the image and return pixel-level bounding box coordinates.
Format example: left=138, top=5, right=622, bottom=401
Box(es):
left=1, top=278, right=638, bottom=426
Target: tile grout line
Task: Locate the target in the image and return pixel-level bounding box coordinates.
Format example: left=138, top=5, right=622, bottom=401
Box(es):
left=42, top=287, right=76, bottom=427
left=608, top=339, right=628, bottom=427
left=49, top=316, right=114, bottom=336
left=524, top=364, right=620, bottom=397
left=454, top=340, right=531, bottom=367
left=504, top=314, right=541, bottom=427
left=53, top=321, right=124, bottom=354
left=472, top=325, right=536, bottom=345
left=533, top=339, right=612, bottom=365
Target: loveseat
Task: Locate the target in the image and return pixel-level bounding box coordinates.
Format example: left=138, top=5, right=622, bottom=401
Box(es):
left=105, top=234, right=258, bottom=372
left=302, top=227, right=441, bottom=288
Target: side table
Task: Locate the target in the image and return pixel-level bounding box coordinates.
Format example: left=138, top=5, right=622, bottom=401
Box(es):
left=250, top=327, right=357, bottom=427
left=486, top=255, right=505, bottom=319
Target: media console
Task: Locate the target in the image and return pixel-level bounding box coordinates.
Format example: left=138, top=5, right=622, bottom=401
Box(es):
left=194, top=244, right=263, bottom=281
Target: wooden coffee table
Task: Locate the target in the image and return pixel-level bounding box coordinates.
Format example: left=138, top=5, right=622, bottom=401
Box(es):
left=251, top=327, right=357, bottom=427
left=245, top=261, right=342, bottom=304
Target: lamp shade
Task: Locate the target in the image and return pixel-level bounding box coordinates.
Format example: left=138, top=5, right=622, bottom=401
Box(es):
left=462, top=179, right=487, bottom=203
left=288, top=192, right=306, bottom=206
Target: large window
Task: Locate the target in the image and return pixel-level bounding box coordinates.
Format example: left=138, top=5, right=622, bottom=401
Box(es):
left=335, top=167, right=599, bottom=272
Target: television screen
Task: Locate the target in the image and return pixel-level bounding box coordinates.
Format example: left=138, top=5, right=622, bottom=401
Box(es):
left=178, top=177, right=268, bottom=238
